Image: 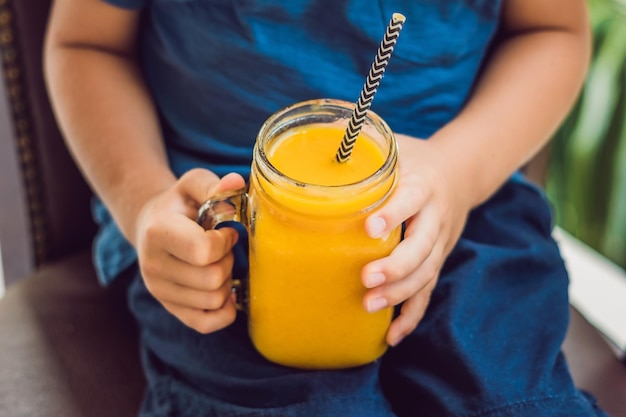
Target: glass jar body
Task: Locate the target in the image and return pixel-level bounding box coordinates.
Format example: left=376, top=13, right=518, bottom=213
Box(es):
left=247, top=99, right=400, bottom=369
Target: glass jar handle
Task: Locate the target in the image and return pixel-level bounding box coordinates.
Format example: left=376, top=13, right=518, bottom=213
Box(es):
left=197, top=187, right=249, bottom=310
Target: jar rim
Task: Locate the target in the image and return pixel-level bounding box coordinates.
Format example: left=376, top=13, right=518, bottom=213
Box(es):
left=254, top=98, right=398, bottom=194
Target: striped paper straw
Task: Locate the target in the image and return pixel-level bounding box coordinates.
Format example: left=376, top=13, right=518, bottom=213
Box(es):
left=335, top=13, right=406, bottom=163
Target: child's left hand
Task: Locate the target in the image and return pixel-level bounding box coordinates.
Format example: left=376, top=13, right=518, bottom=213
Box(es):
left=362, top=133, right=473, bottom=347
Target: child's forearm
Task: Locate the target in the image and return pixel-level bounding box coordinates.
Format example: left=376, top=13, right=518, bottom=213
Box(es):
left=428, top=2, right=591, bottom=209
left=45, top=44, right=177, bottom=246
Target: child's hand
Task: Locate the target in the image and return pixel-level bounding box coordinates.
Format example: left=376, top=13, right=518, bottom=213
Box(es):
left=362, top=134, right=472, bottom=347
left=134, top=169, right=246, bottom=334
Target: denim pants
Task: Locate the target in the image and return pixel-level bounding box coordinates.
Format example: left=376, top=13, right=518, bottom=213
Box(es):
left=127, top=179, right=608, bottom=417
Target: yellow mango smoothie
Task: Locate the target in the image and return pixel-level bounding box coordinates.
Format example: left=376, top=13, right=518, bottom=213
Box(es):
left=247, top=124, right=401, bottom=369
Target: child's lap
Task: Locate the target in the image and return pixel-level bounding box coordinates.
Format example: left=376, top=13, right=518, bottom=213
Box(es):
left=127, top=179, right=606, bottom=417
left=380, top=179, right=606, bottom=416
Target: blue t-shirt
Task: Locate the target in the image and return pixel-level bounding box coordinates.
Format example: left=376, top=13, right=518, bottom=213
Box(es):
left=95, top=0, right=503, bottom=284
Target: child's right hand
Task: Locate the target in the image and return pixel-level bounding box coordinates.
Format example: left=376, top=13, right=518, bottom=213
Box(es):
left=133, top=169, right=246, bottom=334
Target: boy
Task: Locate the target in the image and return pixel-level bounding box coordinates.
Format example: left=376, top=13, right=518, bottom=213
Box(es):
left=45, top=0, right=604, bottom=415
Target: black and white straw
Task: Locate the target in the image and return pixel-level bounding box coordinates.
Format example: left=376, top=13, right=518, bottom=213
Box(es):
left=335, top=13, right=406, bottom=163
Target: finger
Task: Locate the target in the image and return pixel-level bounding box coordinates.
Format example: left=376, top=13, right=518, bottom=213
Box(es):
left=177, top=169, right=246, bottom=208
left=364, top=241, right=443, bottom=313
left=142, top=251, right=235, bottom=291
left=365, top=172, right=432, bottom=239
left=144, top=212, right=238, bottom=266
left=150, top=274, right=234, bottom=311
left=176, top=226, right=238, bottom=267
left=386, top=278, right=437, bottom=347
left=162, top=296, right=237, bottom=334
left=362, top=204, right=440, bottom=288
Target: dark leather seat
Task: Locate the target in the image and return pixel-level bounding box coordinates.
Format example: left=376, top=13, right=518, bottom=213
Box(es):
left=0, top=253, right=144, bottom=417
left=0, top=0, right=624, bottom=416
left=0, top=0, right=145, bottom=415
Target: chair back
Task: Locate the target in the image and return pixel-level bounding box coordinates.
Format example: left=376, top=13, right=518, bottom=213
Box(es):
left=0, top=0, right=96, bottom=285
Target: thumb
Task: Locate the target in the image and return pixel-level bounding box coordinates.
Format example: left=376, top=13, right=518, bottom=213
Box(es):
left=195, top=172, right=247, bottom=232
left=213, top=172, right=247, bottom=196
left=177, top=169, right=246, bottom=206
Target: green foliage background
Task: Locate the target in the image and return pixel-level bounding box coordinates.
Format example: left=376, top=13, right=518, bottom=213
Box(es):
left=547, top=0, right=626, bottom=269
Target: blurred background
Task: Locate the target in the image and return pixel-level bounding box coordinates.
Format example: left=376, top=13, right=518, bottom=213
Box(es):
left=548, top=0, right=626, bottom=271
